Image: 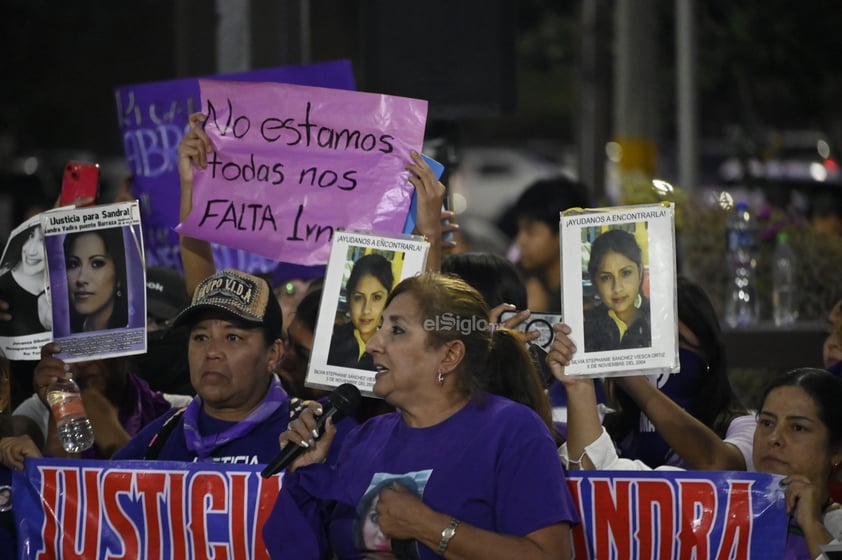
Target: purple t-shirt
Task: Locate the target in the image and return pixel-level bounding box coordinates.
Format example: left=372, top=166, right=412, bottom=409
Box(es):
left=265, top=393, right=579, bottom=559
left=80, top=373, right=173, bottom=460
left=113, top=399, right=289, bottom=464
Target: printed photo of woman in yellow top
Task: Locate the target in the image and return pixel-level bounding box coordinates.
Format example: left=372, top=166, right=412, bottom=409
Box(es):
left=328, top=253, right=396, bottom=370
left=583, top=227, right=651, bottom=352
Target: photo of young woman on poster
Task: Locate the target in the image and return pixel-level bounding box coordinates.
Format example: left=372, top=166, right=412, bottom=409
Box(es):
left=63, top=227, right=129, bottom=333
left=327, top=252, right=400, bottom=370
left=354, top=473, right=426, bottom=559
left=582, top=226, right=652, bottom=352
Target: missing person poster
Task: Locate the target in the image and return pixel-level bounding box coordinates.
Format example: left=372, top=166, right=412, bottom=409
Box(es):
left=40, top=201, right=147, bottom=362
left=306, top=231, right=429, bottom=396
left=0, top=214, right=52, bottom=360
left=560, top=203, right=678, bottom=377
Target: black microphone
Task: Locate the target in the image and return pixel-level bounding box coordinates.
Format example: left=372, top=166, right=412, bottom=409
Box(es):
left=260, top=383, right=361, bottom=478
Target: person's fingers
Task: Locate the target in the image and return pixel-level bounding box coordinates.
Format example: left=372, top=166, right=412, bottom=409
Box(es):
left=406, top=151, right=443, bottom=198
left=547, top=328, right=576, bottom=368
left=440, top=210, right=459, bottom=246
left=179, top=133, right=211, bottom=169
left=0, top=437, right=42, bottom=470
left=501, top=308, right=531, bottom=329
left=441, top=220, right=459, bottom=235
left=407, top=173, right=441, bottom=200
left=286, top=408, right=322, bottom=449
left=34, top=345, right=69, bottom=398
left=188, top=112, right=207, bottom=128
left=488, top=303, right=516, bottom=323
left=14, top=443, right=40, bottom=469
left=40, top=342, right=61, bottom=359
left=324, top=415, right=336, bottom=437
left=522, top=329, right=541, bottom=343
left=553, top=322, right=573, bottom=336
left=381, top=481, right=411, bottom=499
left=178, top=115, right=213, bottom=172
left=554, top=335, right=576, bottom=361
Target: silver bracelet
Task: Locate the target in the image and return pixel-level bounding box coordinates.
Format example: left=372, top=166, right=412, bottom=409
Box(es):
left=437, top=517, right=460, bottom=556
left=567, top=450, right=588, bottom=468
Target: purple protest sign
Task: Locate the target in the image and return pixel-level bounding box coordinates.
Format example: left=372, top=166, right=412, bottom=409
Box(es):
left=176, top=80, right=428, bottom=265
left=114, top=60, right=356, bottom=274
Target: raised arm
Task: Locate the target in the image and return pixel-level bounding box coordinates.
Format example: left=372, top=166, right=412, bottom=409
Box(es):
left=406, top=150, right=456, bottom=273
left=177, top=112, right=217, bottom=294
left=612, top=375, right=749, bottom=470
left=546, top=323, right=602, bottom=469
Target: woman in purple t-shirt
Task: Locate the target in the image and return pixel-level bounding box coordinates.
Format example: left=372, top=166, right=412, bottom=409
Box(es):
left=269, top=273, right=579, bottom=560
left=553, top=326, right=842, bottom=560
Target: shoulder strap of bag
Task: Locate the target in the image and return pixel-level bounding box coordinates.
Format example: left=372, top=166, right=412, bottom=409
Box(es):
left=144, top=406, right=187, bottom=460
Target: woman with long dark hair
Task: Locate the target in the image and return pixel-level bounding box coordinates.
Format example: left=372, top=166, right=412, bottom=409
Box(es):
left=63, top=228, right=128, bottom=333
left=553, top=276, right=752, bottom=471
left=583, top=228, right=651, bottom=352
left=327, top=253, right=394, bottom=370
left=554, top=361, right=842, bottom=559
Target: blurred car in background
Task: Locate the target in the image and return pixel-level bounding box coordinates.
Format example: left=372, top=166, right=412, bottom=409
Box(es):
left=719, top=129, right=840, bottom=186
left=448, top=145, right=575, bottom=224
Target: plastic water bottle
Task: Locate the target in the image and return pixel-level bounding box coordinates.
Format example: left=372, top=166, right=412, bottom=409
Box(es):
left=46, top=372, right=94, bottom=453
left=772, top=231, right=798, bottom=326
left=724, top=202, right=759, bottom=327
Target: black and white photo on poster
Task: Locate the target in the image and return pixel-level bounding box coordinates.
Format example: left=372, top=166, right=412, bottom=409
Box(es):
left=0, top=214, right=52, bottom=360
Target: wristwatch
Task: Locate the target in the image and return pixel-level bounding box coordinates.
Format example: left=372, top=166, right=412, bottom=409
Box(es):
left=437, top=517, right=460, bottom=556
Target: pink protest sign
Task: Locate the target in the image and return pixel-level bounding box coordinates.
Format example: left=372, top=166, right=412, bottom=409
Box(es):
left=176, top=79, right=428, bottom=265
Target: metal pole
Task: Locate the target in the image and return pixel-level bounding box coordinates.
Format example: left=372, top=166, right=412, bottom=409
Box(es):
left=676, top=0, right=698, bottom=190
left=613, top=0, right=657, bottom=181
left=216, top=0, right=252, bottom=73
left=577, top=0, right=611, bottom=203
left=299, top=0, right=311, bottom=64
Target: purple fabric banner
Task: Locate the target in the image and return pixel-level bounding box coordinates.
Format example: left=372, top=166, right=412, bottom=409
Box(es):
left=114, top=60, right=356, bottom=274
left=567, top=470, right=788, bottom=559
left=176, top=80, right=428, bottom=265
left=12, top=461, right=788, bottom=560
left=14, top=459, right=282, bottom=560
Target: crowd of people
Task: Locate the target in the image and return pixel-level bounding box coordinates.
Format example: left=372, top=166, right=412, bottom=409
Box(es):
left=0, top=110, right=838, bottom=560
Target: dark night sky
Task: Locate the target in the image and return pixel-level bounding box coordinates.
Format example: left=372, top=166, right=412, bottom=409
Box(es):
left=1, top=2, right=177, bottom=157
left=2, top=2, right=840, bottom=172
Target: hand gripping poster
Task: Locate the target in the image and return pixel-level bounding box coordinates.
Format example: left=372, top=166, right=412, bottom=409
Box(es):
left=560, top=203, right=678, bottom=378
left=40, top=201, right=147, bottom=362
left=306, top=231, right=429, bottom=396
